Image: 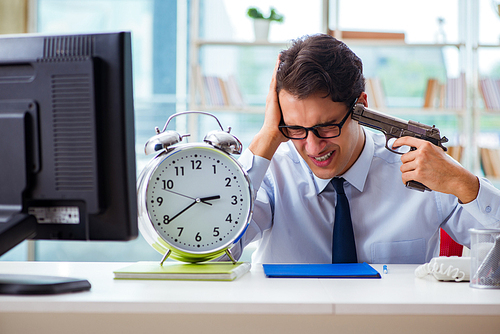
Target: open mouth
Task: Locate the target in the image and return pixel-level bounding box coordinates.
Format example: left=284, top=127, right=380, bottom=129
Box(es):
left=313, top=151, right=333, bottom=162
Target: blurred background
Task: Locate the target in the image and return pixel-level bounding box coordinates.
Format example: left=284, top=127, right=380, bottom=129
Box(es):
left=1, top=0, right=500, bottom=262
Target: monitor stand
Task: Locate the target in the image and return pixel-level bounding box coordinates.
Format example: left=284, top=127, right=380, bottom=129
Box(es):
left=0, top=103, right=91, bottom=295
left=0, top=273, right=91, bottom=295
left=0, top=214, right=91, bottom=295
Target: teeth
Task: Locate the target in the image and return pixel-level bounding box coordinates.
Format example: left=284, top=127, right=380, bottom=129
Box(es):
left=314, top=151, right=333, bottom=162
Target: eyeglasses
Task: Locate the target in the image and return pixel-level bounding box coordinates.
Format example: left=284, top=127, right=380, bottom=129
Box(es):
left=279, top=98, right=358, bottom=140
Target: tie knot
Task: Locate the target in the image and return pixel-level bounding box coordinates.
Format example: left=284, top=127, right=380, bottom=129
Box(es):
left=332, top=177, right=345, bottom=194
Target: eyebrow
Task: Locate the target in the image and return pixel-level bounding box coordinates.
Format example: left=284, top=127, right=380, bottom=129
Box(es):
left=315, top=118, right=340, bottom=127
left=284, top=117, right=339, bottom=128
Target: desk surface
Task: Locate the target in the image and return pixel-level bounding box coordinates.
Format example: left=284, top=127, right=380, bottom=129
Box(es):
left=1, top=261, right=499, bottom=334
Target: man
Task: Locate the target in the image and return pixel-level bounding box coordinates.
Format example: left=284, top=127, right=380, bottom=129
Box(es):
left=234, top=33, right=500, bottom=264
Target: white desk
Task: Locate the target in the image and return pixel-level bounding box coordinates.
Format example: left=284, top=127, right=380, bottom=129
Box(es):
left=0, top=261, right=499, bottom=334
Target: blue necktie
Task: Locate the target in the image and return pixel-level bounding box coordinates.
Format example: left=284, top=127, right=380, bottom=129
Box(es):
left=331, top=178, right=357, bottom=263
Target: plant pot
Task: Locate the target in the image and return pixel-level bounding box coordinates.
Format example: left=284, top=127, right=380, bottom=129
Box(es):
left=253, top=19, right=270, bottom=42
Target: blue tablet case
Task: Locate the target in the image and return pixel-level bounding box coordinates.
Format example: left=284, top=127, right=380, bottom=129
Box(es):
left=263, top=262, right=381, bottom=279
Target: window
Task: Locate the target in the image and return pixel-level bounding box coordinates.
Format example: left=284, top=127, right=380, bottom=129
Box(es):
left=2, top=0, right=179, bottom=261
left=3, top=0, right=500, bottom=261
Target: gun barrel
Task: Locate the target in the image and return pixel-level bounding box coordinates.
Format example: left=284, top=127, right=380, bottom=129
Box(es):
left=352, top=104, right=407, bottom=127
left=351, top=104, right=448, bottom=150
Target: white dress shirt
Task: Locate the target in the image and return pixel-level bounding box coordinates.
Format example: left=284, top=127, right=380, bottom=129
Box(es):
left=234, top=129, right=500, bottom=264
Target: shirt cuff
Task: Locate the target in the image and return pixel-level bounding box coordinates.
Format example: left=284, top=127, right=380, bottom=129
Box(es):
left=461, top=177, right=500, bottom=228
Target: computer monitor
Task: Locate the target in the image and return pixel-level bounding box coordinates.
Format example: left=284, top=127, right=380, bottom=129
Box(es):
left=0, top=31, right=138, bottom=293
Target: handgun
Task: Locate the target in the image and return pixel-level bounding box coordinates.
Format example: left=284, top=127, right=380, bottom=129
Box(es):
left=351, top=104, right=448, bottom=192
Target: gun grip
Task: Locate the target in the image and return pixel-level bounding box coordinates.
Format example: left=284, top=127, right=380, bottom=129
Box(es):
left=405, top=147, right=432, bottom=191
left=406, top=180, right=431, bottom=192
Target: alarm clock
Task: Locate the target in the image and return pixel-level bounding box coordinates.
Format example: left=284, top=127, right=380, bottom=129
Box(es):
left=137, top=111, right=253, bottom=264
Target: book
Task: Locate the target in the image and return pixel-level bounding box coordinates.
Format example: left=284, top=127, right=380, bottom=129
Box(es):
left=192, top=65, right=207, bottom=106
left=365, top=77, right=386, bottom=109
left=446, top=74, right=466, bottom=109
left=191, top=65, right=246, bottom=109
left=113, top=261, right=251, bottom=281
left=446, top=145, right=463, bottom=163
left=205, top=76, right=223, bottom=106
left=226, top=74, right=245, bottom=107
left=218, top=77, right=230, bottom=106
left=480, top=148, right=495, bottom=178
left=479, top=77, right=500, bottom=110
left=480, top=147, right=500, bottom=178
left=263, top=262, right=381, bottom=279
left=423, top=78, right=441, bottom=108
left=490, top=148, right=500, bottom=177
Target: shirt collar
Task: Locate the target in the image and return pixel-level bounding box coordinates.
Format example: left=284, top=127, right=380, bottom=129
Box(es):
left=314, top=128, right=374, bottom=194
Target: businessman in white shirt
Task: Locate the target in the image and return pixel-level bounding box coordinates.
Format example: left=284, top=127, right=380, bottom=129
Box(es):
left=233, top=33, right=500, bottom=264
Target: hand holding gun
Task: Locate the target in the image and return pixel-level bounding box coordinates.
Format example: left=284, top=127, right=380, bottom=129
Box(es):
left=351, top=104, right=448, bottom=192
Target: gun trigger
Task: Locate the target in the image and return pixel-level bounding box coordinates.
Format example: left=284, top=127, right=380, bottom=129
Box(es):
left=385, top=135, right=405, bottom=155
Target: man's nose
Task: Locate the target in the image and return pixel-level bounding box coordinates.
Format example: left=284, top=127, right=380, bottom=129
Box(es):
left=304, top=131, right=326, bottom=154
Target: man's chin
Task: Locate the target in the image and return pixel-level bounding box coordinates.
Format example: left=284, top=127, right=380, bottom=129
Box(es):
left=309, top=163, right=340, bottom=180
left=312, top=171, right=337, bottom=180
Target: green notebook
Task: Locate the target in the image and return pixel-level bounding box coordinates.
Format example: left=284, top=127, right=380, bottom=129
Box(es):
left=113, top=261, right=251, bottom=281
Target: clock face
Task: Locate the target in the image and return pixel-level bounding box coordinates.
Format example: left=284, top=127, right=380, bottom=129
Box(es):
left=145, top=145, right=252, bottom=256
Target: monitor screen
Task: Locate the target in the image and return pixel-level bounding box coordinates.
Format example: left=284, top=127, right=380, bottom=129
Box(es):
left=0, top=31, right=138, bottom=257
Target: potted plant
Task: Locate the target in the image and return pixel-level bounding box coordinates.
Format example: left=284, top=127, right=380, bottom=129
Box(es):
left=247, top=7, right=284, bottom=42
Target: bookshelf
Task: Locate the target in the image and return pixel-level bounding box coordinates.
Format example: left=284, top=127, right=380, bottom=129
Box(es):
left=187, top=0, right=499, bottom=182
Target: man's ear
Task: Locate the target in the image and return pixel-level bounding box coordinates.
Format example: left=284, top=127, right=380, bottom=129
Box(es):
left=358, top=92, right=368, bottom=107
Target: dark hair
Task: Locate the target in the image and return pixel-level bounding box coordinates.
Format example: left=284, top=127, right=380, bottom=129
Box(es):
left=276, top=34, right=365, bottom=107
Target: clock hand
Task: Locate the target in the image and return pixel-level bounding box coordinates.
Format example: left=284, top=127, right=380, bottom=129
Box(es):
left=163, top=189, right=196, bottom=200
left=164, top=189, right=215, bottom=206
left=167, top=200, right=197, bottom=223
left=200, top=195, right=220, bottom=204
left=167, top=196, right=220, bottom=223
